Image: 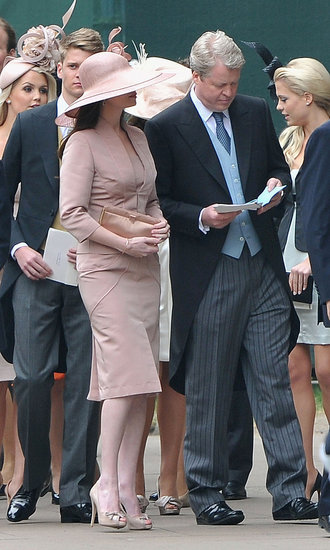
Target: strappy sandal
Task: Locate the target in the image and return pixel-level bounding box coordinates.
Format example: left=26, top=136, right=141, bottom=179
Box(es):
left=154, top=495, right=182, bottom=515
left=137, top=494, right=149, bottom=513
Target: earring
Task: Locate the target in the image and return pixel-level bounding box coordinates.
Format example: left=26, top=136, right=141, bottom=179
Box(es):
left=6, top=99, right=11, bottom=104
left=306, top=102, right=311, bottom=106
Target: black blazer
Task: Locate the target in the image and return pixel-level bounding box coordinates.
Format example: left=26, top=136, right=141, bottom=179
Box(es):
left=299, top=120, right=330, bottom=319
left=0, top=101, right=59, bottom=361
left=0, top=160, right=11, bottom=352
left=0, top=161, right=10, bottom=268
left=146, top=93, right=298, bottom=393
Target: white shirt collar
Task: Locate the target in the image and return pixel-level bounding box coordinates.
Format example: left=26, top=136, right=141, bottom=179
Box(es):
left=190, top=85, right=229, bottom=123
left=57, top=94, right=71, bottom=138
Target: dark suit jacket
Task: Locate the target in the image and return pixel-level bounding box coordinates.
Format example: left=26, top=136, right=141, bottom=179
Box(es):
left=0, top=160, right=10, bottom=351
left=0, top=161, right=10, bottom=268
left=298, top=120, right=330, bottom=324
left=0, top=101, right=59, bottom=362
left=145, top=93, right=299, bottom=393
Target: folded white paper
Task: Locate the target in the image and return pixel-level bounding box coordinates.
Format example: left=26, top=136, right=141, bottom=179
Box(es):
left=214, top=185, right=286, bottom=214
left=43, top=228, right=78, bottom=286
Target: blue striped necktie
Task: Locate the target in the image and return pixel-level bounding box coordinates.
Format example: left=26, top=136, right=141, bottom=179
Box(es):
left=213, top=112, right=231, bottom=154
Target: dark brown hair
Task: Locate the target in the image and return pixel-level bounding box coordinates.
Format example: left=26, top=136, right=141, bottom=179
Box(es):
left=0, top=18, right=17, bottom=52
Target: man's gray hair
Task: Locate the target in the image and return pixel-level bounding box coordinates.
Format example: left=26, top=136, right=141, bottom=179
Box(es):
left=190, top=30, right=245, bottom=77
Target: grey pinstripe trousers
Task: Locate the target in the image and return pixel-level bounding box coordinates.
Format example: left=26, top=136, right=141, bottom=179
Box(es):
left=184, top=247, right=306, bottom=516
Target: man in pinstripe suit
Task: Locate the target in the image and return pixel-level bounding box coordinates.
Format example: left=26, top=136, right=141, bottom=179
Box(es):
left=145, top=30, right=318, bottom=525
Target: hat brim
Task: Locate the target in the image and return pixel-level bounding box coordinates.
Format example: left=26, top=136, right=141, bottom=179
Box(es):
left=64, top=70, right=175, bottom=118
left=0, top=58, right=37, bottom=90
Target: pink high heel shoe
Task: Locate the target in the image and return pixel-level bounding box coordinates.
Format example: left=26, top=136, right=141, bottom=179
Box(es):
left=90, top=483, right=127, bottom=529
left=126, top=512, right=152, bottom=530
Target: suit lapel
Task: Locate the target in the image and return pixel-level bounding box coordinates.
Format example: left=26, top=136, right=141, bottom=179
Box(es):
left=175, top=96, right=230, bottom=194
left=31, top=101, right=59, bottom=192
left=125, top=123, right=154, bottom=179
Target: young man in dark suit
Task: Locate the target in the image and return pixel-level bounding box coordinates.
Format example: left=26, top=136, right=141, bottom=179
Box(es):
left=145, top=29, right=317, bottom=525
left=298, top=120, right=330, bottom=534
left=0, top=28, right=103, bottom=524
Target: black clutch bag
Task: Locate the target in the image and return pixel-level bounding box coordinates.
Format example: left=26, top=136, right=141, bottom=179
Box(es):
left=287, top=272, right=313, bottom=304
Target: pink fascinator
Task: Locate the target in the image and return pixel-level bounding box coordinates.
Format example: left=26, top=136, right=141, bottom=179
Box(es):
left=106, top=26, right=132, bottom=62
left=16, top=0, right=77, bottom=73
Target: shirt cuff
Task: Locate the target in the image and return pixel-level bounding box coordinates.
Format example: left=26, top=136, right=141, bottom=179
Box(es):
left=199, top=208, right=210, bottom=234
left=11, top=242, right=28, bottom=260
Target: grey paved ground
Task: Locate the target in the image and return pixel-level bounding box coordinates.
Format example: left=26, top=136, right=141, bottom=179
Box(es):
left=0, top=414, right=329, bottom=549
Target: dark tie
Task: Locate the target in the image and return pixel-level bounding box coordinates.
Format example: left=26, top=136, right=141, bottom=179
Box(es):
left=213, top=112, right=231, bottom=154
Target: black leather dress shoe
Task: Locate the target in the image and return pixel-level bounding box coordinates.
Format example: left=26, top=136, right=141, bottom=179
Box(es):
left=319, top=515, right=330, bottom=533
left=7, top=486, right=41, bottom=522
left=273, top=497, right=318, bottom=520
left=222, top=481, right=247, bottom=500
left=196, top=502, right=244, bottom=525
left=60, top=503, right=95, bottom=523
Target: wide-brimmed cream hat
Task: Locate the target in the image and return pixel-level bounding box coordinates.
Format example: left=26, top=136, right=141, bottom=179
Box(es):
left=64, top=51, right=174, bottom=118
left=125, top=57, right=193, bottom=120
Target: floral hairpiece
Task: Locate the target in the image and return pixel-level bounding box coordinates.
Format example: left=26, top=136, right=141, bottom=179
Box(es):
left=16, top=0, right=77, bottom=73
left=107, top=27, right=132, bottom=61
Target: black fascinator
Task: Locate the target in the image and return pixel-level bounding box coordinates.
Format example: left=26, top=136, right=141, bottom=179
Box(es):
left=241, top=41, right=283, bottom=101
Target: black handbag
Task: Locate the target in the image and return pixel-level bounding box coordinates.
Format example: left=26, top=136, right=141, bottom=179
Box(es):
left=287, top=272, right=313, bottom=304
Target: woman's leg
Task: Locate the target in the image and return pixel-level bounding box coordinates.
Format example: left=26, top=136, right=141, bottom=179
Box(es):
left=50, top=377, right=65, bottom=496
left=314, top=345, right=330, bottom=423
left=135, top=395, right=155, bottom=497
left=98, top=394, right=148, bottom=516
left=0, top=382, right=7, bottom=486
left=1, top=387, right=15, bottom=485
left=288, top=343, right=318, bottom=498
left=118, top=394, right=150, bottom=516
left=6, top=398, right=25, bottom=500
left=157, top=362, right=186, bottom=498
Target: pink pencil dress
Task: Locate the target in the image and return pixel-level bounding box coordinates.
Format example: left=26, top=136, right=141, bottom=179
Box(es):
left=60, top=116, right=162, bottom=400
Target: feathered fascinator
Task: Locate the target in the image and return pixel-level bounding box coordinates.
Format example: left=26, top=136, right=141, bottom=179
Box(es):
left=16, top=0, right=77, bottom=73
left=241, top=41, right=283, bottom=101
left=125, top=42, right=192, bottom=120
left=106, top=26, right=132, bottom=61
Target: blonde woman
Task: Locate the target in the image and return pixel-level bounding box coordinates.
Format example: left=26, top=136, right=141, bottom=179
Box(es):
left=275, top=58, right=330, bottom=500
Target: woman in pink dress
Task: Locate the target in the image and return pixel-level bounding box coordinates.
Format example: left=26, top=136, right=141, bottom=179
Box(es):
left=59, top=51, right=170, bottom=530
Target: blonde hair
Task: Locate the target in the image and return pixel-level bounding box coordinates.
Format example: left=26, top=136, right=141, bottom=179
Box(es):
left=0, top=66, right=57, bottom=125
left=190, top=30, right=245, bottom=77
left=274, top=58, right=330, bottom=167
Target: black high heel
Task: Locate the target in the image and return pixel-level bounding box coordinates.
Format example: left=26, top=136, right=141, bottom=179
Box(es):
left=307, top=471, right=322, bottom=500
left=52, top=488, right=60, bottom=505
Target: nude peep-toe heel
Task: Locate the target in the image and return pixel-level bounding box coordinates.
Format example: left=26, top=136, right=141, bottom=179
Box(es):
left=154, top=478, right=182, bottom=515
left=90, top=483, right=127, bottom=529
left=126, top=513, right=152, bottom=530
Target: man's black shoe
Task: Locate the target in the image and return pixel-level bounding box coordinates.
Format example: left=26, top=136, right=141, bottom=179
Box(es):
left=319, top=515, right=330, bottom=533
left=196, top=502, right=244, bottom=525
left=222, top=481, right=247, bottom=500
left=60, top=503, right=94, bottom=523
left=7, top=486, right=41, bottom=522
left=273, top=497, right=318, bottom=521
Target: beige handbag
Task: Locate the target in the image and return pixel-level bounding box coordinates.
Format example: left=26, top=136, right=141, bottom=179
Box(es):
left=99, top=205, right=159, bottom=238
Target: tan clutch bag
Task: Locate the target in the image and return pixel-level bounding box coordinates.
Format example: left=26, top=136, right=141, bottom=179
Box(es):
left=99, top=205, right=159, bottom=238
